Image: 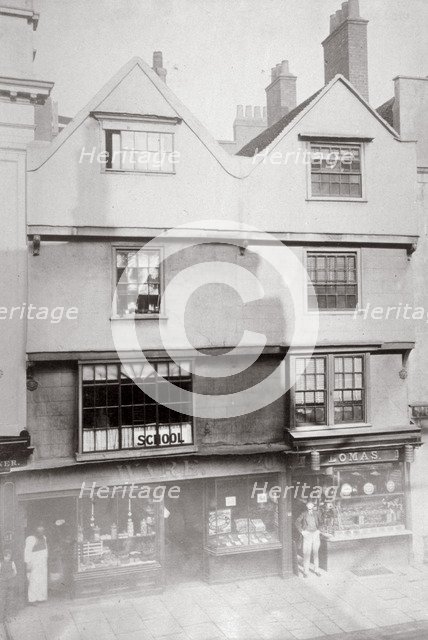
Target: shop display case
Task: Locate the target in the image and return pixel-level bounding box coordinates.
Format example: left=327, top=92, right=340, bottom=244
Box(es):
left=320, top=462, right=408, bottom=541
left=78, top=495, right=160, bottom=571
left=74, top=491, right=163, bottom=595
left=203, top=475, right=283, bottom=582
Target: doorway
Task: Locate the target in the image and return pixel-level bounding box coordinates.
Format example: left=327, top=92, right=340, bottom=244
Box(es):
left=164, top=481, right=203, bottom=583
left=24, top=496, right=76, bottom=598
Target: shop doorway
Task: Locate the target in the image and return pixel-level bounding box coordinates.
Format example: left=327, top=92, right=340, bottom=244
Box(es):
left=164, top=481, right=203, bottom=584
left=24, top=496, right=76, bottom=598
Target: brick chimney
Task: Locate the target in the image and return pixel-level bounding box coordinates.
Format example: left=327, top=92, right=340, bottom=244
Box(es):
left=322, top=0, right=369, bottom=101
left=233, top=105, right=267, bottom=148
left=265, top=59, right=297, bottom=128
left=152, top=51, right=167, bottom=82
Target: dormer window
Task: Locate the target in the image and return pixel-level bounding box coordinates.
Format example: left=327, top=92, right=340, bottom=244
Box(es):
left=91, top=111, right=181, bottom=174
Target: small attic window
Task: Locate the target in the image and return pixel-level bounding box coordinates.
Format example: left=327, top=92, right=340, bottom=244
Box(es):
left=309, top=142, right=363, bottom=199
left=105, top=129, right=175, bottom=173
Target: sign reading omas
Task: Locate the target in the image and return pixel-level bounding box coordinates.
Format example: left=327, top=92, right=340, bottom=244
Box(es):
left=321, top=449, right=400, bottom=466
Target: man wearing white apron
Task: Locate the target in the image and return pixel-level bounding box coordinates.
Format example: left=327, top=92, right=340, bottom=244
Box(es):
left=24, top=525, right=48, bottom=603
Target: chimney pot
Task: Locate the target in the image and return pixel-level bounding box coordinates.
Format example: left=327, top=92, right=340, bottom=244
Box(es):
left=236, top=105, right=244, bottom=119
left=245, top=105, right=252, bottom=118
left=153, top=51, right=163, bottom=68
left=271, top=66, right=277, bottom=80
left=335, top=9, right=343, bottom=25
left=262, top=106, right=267, bottom=121
left=341, top=2, right=349, bottom=19
left=348, top=0, right=360, bottom=18
left=280, top=60, right=289, bottom=75
left=330, top=14, right=338, bottom=33
left=152, top=50, right=167, bottom=82
left=253, top=106, right=261, bottom=119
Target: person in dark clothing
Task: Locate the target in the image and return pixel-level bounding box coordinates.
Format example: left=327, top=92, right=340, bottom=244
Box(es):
left=0, top=549, right=17, bottom=622
left=295, top=502, right=323, bottom=578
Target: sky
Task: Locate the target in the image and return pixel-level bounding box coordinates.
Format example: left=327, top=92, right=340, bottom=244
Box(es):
left=33, top=0, right=428, bottom=140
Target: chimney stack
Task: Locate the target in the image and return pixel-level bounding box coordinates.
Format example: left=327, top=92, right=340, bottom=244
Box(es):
left=265, top=59, right=297, bottom=128
left=34, top=97, right=59, bottom=141
left=152, top=51, right=167, bottom=82
left=233, top=104, right=267, bottom=149
left=322, top=0, right=369, bottom=101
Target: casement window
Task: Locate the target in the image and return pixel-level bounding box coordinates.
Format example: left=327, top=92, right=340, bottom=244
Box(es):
left=310, top=143, right=362, bottom=198
left=115, top=248, right=161, bottom=316
left=81, top=362, right=193, bottom=453
left=294, top=354, right=365, bottom=426
left=105, top=130, right=174, bottom=173
left=307, top=251, right=358, bottom=310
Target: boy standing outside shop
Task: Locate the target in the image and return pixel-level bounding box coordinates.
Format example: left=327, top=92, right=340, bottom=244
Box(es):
left=295, top=501, right=323, bottom=578
left=0, top=548, right=17, bottom=622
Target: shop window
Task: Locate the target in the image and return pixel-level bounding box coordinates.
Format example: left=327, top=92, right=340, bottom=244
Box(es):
left=81, top=361, right=192, bottom=453
left=307, top=252, right=358, bottom=310
left=105, top=130, right=174, bottom=173
left=205, top=475, right=281, bottom=552
left=294, top=354, right=366, bottom=426
left=115, top=248, right=161, bottom=316
left=295, top=462, right=406, bottom=542
left=77, top=493, right=160, bottom=572
left=310, top=143, right=362, bottom=198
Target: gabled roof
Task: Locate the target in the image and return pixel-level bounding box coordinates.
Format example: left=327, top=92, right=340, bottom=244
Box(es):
left=376, top=97, right=395, bottom=129
left=237, top=88, right=323, bottom=157
left=27, top=57, right=248, bottom=178
left=237, top=75, right=401, bottom=159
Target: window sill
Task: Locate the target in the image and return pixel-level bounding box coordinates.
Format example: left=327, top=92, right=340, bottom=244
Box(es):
left=306, top=309, right=358, bottom=316
left=292, top=423, right=371, bottom=432
left=75, top=445, right=198, bottom=463
left=306, top=197, right=367, bottom=203
left=103, top=169, right=175, bottom=176
left=110, top=314, right=168, bottom=321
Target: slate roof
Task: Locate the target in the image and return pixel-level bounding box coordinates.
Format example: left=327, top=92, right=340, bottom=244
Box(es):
left=376, top=97, right=395, bottom=128
left=236, top=88, right=323, bottom=157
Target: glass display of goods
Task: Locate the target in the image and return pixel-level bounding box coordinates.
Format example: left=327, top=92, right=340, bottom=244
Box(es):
left=206, top=475, right=281, bottom=551
left=77, top=495, right=159, bottom=573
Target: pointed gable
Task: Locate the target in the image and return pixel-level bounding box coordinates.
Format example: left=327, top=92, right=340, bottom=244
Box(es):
left=96, top=64, right=177, bottom=117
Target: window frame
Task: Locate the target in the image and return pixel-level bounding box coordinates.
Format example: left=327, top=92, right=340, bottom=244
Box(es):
left=93, top=113, right=179, bottom=176
left=111, top=244, right=165, bottom=320
left=77, top=359, right=195, bottom=457
left=304, top=248, right=362, bottom=315
left=290, top=351, right=370, bottom=429
left=104, top=128, right=176, bottom=175
left=305, top=141, right=366, bottom=202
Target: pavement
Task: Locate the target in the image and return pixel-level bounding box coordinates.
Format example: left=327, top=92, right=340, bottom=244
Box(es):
left=3, top=564, right=428, bottom=640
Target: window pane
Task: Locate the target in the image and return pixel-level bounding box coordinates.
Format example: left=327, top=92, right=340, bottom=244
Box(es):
left=333, top=355, right=364, bottom=424
left=311, top=143, right=362, bottom=198
left=307, top=252, right=358, bottom=310
left=82, top=361, right=193, bottom=452
left=294, top=358, right=326, bottom=425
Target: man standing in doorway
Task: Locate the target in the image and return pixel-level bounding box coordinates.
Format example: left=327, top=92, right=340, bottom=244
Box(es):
left=24, top=525, right=48, bottom=603
left=295, top=501, right=322, bottom=578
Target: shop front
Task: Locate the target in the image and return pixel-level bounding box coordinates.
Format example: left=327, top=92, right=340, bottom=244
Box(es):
left=12, top=453, right=290, bottom=599
left=288, top=438, right=419, bottom=573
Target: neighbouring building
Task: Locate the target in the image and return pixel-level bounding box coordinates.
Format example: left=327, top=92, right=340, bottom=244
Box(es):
left=0, top=0, right=424, bottom=603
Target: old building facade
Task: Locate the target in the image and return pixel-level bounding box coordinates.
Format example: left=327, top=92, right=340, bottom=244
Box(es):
left=0, top=0, right=425, bottom=601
